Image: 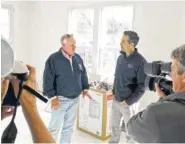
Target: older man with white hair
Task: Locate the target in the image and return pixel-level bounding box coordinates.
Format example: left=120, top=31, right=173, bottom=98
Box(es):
left=43, top=34, right=90, bottom=144
left=127, top=44, right=185, bottom=143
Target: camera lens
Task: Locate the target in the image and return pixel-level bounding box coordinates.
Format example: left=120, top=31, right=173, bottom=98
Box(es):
left=145, top=76, right=173, bottom=95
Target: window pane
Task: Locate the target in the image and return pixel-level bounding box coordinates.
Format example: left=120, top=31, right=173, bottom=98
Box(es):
left=98, top=48, right=117, bottom=82
left=68, top=9, right=94, bottom=47
left=75, top=46, right=93, bottom=73
left=68, top=9, right=94, bottom=73
left=98, top=6, right=134, bottom=79
left=1, top=8, right=10, bottom=40
left=100, top=6, right=133, bottom=48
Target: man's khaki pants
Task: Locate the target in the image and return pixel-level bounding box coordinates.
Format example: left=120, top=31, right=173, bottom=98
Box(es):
left=109, top=100, right=134, bottom=143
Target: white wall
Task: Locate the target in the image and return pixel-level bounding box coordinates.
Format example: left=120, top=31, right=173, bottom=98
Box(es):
left=2, top=1, right=185, bottom=109
left=133, top=1, right=185, bottom=109
left=134, top=1, right=185, bottom=61
left=2, top=1, right=31, bottom=62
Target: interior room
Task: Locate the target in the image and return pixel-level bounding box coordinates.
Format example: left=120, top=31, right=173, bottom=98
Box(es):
left=1, top=1, right=185, bottom=143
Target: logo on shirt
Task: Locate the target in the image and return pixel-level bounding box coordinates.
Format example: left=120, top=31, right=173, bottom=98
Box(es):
left=128, top=64, right=134, bottom=68
left=78, top=63, right=83, bottom=71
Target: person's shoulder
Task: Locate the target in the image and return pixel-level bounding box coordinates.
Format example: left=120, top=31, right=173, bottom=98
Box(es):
left=118, top=53, right=123, bottom=58
left=136, top=51, right=147, bottom=64
left=140, top=102, right=164, bottom=121
left=145, top=100, right=177, bottom=116
left=74, top=53, right=83, bottom=61
left=74, top=53, right=82, bottom=58
left=48, top=51, right=60, bottom=60
left=117, top=54, right=123, bottom=60
left=144, top=103, right=159, bottom=114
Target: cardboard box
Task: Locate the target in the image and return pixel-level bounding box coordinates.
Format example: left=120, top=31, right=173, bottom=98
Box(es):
left=77, top=88, right=113, bottom=140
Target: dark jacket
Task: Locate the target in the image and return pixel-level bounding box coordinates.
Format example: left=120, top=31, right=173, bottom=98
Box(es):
left=43, top=49, right=89, bottom=99
left=127, top=92, right=185, bottom=143
left=113, top=49, right=147, bottom=105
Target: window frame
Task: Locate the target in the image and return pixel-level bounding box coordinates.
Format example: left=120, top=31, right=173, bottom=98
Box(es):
left=67, top=3, right=134, bottom=75
left=67, top=8, right=96, bottom=74
left=98, top=5, right=134, bottom=75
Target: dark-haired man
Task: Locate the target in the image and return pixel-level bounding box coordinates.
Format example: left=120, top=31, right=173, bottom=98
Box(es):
left=109, top=31, right=147, bottom=143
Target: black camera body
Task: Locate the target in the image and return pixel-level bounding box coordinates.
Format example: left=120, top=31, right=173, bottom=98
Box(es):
left=144, top=61, right=173, bottom=95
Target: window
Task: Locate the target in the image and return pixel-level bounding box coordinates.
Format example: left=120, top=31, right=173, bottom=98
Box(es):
left=1, top=8, right=11, bottom=40
left=98, top=6, right=133, bottom=79
left=68, top=9, right=94, bottom=73
left=68, top=6, right=133, bottom=81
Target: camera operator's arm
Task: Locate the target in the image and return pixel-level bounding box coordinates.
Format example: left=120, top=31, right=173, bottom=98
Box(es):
left=127, top=103, right=159, bottom=143
left=20, top=65, right=55, bottom=143
left=43, top=56, right=56, bottom=98
left=126, top=61, right=146, bottom=105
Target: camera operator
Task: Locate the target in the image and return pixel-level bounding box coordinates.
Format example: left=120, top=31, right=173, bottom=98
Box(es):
left=127, top=44, right=185, bottom=143
left=1, top=38, right=55, bottom=143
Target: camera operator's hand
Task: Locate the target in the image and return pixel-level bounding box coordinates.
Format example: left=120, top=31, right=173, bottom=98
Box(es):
left=155, top=83, right=167, bottom=98
left=51, top=97, right=60, bottom=110
left=20, top=65, right=37, bottom=108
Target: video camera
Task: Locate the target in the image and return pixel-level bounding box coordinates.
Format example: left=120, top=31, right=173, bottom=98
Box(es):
left=144, top=61, right=173, bottom=95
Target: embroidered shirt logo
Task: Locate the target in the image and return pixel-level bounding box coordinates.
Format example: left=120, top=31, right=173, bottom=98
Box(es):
left=128, top=64, right=134, bottom=68
left=78, top=63, right=83, bottom=70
